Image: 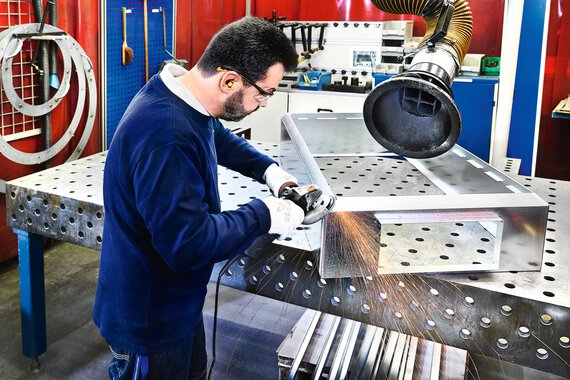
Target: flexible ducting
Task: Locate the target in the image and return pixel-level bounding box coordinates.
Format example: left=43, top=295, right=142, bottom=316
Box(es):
left=364, top=0, right=473, bottom=158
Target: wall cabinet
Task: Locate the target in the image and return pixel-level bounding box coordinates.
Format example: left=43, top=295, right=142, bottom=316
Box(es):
left=229, top=79, right=498, bottom=163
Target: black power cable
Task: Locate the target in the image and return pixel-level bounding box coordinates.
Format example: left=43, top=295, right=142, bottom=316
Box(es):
left=207, top=255, right=242, bottom=380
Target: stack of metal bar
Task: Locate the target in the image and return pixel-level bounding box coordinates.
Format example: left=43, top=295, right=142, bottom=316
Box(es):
left=278, top=310, right=468, bottom=379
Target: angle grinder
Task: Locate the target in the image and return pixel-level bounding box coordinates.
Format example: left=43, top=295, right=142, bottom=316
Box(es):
left=245, top=184, right=335, bottom=258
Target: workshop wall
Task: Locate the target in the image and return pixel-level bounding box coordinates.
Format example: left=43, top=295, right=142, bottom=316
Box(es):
left=536, top=0, right=570, bottom=180
left=0, top=0, right=100, bottom=261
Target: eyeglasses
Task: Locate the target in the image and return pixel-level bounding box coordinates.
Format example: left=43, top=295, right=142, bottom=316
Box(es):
left=217, top=66, right=274, bottom=102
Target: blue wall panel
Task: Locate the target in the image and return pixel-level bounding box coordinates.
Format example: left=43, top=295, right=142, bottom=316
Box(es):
left=508, top=0, right=547, bottom=175
left=105, top=0, right=175, bottom=148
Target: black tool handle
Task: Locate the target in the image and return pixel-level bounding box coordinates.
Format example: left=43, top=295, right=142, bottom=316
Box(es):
left=300, top=25, right=307, bottom=52
left=318, top=24, right=326, bottom=49
left=244, top=233, right=279, bottom=259
left=307, top=24, right=312, bottom=51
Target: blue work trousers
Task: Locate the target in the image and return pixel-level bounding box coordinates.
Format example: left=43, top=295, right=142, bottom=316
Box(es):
left=108, top=316, right=207, bottom=380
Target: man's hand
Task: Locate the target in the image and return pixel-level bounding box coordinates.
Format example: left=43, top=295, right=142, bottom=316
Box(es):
left=261, top=196, right=304, bottom=240
left=263, top=164, right=297, bottom=197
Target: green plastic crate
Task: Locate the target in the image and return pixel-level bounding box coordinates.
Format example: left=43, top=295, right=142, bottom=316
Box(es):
left=482, top=57, right=500, bottom=76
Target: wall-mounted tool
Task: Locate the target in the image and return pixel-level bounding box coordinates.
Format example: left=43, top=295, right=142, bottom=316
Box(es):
left=49, top=0, right=59, bottom=89
left=159, top=7, right=188, bottom=70
left=121, top=7, right=134, bottom=65
left=143, top=0, right=149, bottom=81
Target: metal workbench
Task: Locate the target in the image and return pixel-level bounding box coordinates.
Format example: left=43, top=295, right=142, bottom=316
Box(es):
left=5, top=117, right=569, bottom=377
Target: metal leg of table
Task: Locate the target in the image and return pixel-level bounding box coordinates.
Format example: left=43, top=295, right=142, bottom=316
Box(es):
left=14, top=228, right=46, bottom=368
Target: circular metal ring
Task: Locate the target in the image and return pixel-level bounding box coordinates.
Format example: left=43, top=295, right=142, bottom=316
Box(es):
left=0, top=25, right=73, bottom=116
left=0, top=24, right=96, bottom=165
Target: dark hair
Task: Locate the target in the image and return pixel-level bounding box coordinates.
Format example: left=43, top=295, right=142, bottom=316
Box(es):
left=197, top=17, right=298, bottom=82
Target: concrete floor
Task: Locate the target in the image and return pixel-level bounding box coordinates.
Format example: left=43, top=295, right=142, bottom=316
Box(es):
left=0, top=241, right=305, bottom=379
left=1, top=242, right=566, bottom=380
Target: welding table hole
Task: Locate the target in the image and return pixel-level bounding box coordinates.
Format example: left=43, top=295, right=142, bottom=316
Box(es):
left=26, top=195, right=32, bottom=202
left=96, top=236, right=103, bottom=244
left=543, top=291, right=555, bottom=297
left=87, top=222, right=94, bottom=229
left=34, top=209, right=40, bottom=216
left=43, top=222, right=49, bottom=229
left=460, top=329, right=471, bottom=339
left=78, top=208, right=84, bottom=214
left=11, top=214, right=16, bottom=221
left=501, top=305, right=513, bottom=316
left=394, top=312, right=403, bottom=319
left=518, top=326, right=530, bottom=338
left=439, top=255, right=449, bottom=260
left=331, top=297, right=341, bottom=306
left=379, top=292, right=388, bottom=302
left=545, top=262, right=555, bottom=267
left=544, top=276, right=555, bottom=281
left=96, top=212, right=103, bottom=219
left=536, top=348, right=548, bottom=360
left=450, top=232, right=459, bottom=237
left=387, top=232, right=395, bottom=236
left=480, top=317, right=491, bottom=328
left=362, top=304, right=371, bottom=314
left=78, top=231, right=85, bottom=239
left=497, top=338, right=509, bottom=349
left=302, top=289, right=311, bottom=299
left=422, top=227, right=430, bottom=231
left=318, top=279, right=327, bottom=288
left=51, top=213, right=58, bottom=220
left=43, top=199, right=48, bottom=207
left=468, top=275, right=478, bottom=281
left=546, top=250, right=555, bottom=254
left=415, top=238, right=424, bottom=242
left=480, top=237, right=490, bottom=242
left=60, top=227, right=67, bottom=235
left=249, top=276, right=258, bottom=285
left=560, top=337, right=570, bottom=348
left=409, top=249, right=417, bottom=254
left=464, top=297, right=475, bottom=307
left=504, top=283, right=515, bottom=289
left=444, top=309, right=454, bottom=319
left=445, top=243, right=454, bottom=248
left=401, top=262, right=410, bottom=267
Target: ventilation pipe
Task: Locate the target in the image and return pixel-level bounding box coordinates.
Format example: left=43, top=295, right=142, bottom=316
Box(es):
left=364, top=0, right=473, bottom=158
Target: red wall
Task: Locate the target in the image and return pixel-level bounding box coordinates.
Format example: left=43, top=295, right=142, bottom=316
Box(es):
left=176, top=0, right=504, bottom=67
left=176, top=0, right=246, bottom=66
left=0, top=0, right=101, bottom=261
left=536, top=0, right=570, bottom=179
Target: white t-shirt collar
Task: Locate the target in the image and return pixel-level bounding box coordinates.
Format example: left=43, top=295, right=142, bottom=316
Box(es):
left=159, top=63, right=210, bottom=116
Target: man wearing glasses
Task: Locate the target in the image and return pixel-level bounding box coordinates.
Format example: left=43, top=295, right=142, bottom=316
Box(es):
left=94, top=17, right=303, bottom=379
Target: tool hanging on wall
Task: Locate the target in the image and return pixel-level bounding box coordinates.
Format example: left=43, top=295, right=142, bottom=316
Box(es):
left=159, top=7, right=188, bottom=70
left=49, top=0, right=59, bottom=89
left=121, top=7, right=133, bottom=65
left=143, top=0, right=149, bottom=81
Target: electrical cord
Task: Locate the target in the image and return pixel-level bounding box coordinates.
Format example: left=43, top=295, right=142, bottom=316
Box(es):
left=207, top=254, right=242, bottom=380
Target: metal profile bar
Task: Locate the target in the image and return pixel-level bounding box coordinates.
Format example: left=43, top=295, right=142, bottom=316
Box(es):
left=288, top=310, right=321, bottom=380
left=348, top=325, right=377, bottom=379
left=379, top=331, right=401, bottom=378
left=430, top=343, right=442, bottom=380
left=328, top=320, right=355, bottom=379
left=339, top=321, right=361, bottom=380
left=312, top=315, right=341, bottom=380
left=403, top=337, right=419, bottom=380
left=394, top=335, right=411, bottom=380
left=361, top=327, right=387, bottom=379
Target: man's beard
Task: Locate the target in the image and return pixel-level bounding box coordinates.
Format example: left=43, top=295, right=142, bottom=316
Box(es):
left=221, top=90, right=259, bottom=122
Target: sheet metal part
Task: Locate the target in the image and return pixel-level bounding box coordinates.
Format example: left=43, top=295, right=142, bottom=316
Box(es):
left=5, top=142, right=569, bottom=377
left=280, top=113, right=548, bottom=277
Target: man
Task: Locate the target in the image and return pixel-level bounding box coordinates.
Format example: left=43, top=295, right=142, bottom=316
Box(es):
left=93, top=17, right=305, bottom=379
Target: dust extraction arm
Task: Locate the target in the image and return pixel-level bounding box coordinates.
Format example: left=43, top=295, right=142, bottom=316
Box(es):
left=364, top=0, right=472, bottom=158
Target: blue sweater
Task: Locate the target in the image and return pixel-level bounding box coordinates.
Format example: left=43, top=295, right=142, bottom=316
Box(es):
left=93, top=74, right=274, bottom=354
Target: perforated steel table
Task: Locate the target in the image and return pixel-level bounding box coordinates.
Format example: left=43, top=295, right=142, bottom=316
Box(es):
left=6, top=139, right=570, bottom=377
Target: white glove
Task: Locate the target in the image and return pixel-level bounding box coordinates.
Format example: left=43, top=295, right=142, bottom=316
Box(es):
left=263, top=164, right=297, bottom=197
left=262, top=196, right=304, bottom=240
